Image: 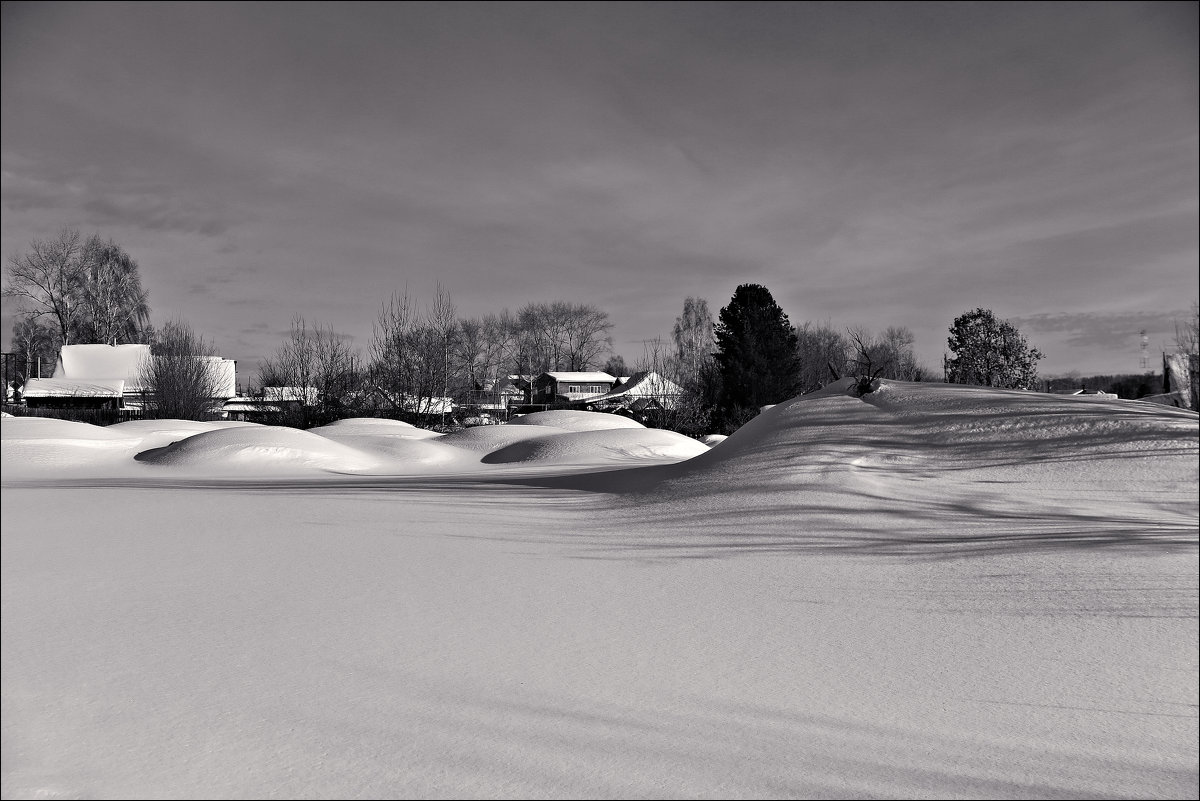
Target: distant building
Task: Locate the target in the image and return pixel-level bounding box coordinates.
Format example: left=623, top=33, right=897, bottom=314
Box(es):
left=591, top=371, right=684, bottom=411
left=530, top=371, right=617, bottom=405
left=20, top=343, right=237, bottom=414
left=462, top=375, right=526, bottom=415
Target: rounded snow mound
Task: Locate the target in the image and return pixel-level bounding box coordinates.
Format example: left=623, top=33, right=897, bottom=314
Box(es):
left=308, top=417, right=442, bottom=440
left=2, top=416, right=132, bottom=442
left=108, top=419, right=259, bottom=435
left=482, top=427, right=708, bottom=466
left=310, top=431, right=470, bottom=470
left=437, top=423, right=571, bottom=453
left=136, top=425, right=380, bottom=474
left=508, top=410, right=645, bottom=432
left=107, top=419, right=261, bottom=449
left=1, top=416, right=145, bottom=474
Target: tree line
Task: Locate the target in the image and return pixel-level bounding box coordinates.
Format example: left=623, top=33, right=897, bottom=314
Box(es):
left=7, top=226, right=1101, bottom=427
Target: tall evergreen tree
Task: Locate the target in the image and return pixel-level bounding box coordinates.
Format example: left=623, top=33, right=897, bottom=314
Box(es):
left=713, top=284, right=800, bottom=430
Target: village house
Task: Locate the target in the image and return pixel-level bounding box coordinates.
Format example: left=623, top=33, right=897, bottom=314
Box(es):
left=462, top=375, right=527, bottom=416
left=20, top=343, right=236, bottom=414
left=590, top=371, right=684, bottom=413
left=529, top=371, right=618, bottom=407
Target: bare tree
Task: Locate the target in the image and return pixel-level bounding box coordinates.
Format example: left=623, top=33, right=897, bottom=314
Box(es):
left=846, top=326, right=894, bottom=395
left=844, top=325, right=928, bottom=394
left=877, top=326, right=926, bottom=381
left=78, top=237, right=151, bottom=345
left=10, top=314, right=60, bottom=385
left=672, top=297, right=714, bottom=382
left=260, top=316, right=315, bottom=388
left=260, top=316, right=363, bottom=426
left=5, top=228, right=152, bottom=348
left=516, top=301, right=613, bottom=372
left=517, top=302, right=561, bottom=372
left=426, top=282, right=459, bottom=425
left=795, top=321, right=850, bottom=393
left=141, top=320, right=225, bottom=421
left=4, top=227, right=90, bottom=345
left=311, top=322, right=362, bottom=423
left=1175, top=299, right=1199, bottom=355
left=562, top=302, right=614, bottom=371
left=479, top=310, right=522, bottom=410
left=369, top=289, right=420, bottom=417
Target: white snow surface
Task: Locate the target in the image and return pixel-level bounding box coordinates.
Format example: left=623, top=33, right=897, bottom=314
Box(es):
left=507, top=408, right=647, bottom=431
left=2, top=380, right=1197, bottom=799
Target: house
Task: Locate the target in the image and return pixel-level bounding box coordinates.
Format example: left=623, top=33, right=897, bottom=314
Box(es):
left=19, top=376, right=128, bottom=410
left=221, top=387, right=316, bottom=422
left=221, top=396, right=285, bottom=422
left=20, top=343, right=237, bottom=415
left=21, top=344, right=150, bottom=410
left=462, top=375, right=526, bottom=414
left=592, top=371, right=684, bottom=411
left=530, top=371, right=617, bottom=405
left=340, top=385, right=455, bottom=418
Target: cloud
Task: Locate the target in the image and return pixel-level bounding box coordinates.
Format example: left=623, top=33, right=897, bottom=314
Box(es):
left=2, top=2, right=1195, bottom=380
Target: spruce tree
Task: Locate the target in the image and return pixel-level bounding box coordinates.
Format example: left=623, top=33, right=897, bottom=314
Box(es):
left=713, top=284, right=800, bottom=430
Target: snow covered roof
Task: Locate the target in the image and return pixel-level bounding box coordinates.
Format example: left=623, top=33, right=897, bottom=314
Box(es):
left=540, top=372, right=617, bottom=383
left=21, top=377, right=125, bottom=399
left=41, top=344, right=236, bottom=399
left=222, top=397, right=281, bottom=413
left=596, top=371, right=682, bottom=400
left=55, top=344, right=150, bottom=383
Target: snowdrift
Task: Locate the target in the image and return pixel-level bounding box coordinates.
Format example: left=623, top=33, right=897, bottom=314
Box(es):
left=2, top=382, right=1197, bottom=799
left=306, top=417, right=443, bottom=440
left=0, top=410, right=703, bottom=478
left=134, top=425, right=383, bottom=474
left=436, top=422, right=573, bottom=453
left=561, top=379, right=1199, bottom=554
left=508, top=409, right=646, bottom=431
left=1, top=417, right=257, bottom=473
left=482, top=427, right=708, bottom=466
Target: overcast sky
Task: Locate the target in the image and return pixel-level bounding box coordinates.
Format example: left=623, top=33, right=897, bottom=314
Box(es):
left=2, top=1, right=1196, bottom=382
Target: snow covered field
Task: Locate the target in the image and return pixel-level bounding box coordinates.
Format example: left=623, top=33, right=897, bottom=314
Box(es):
left=2, top=380, right=1197, bottom=799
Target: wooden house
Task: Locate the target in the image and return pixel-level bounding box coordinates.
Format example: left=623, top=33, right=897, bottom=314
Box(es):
left=530, top=371, right=617, bottom=405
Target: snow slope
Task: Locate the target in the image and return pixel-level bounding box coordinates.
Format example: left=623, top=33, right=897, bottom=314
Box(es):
left=2, top=381, right=1196, bottom=799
